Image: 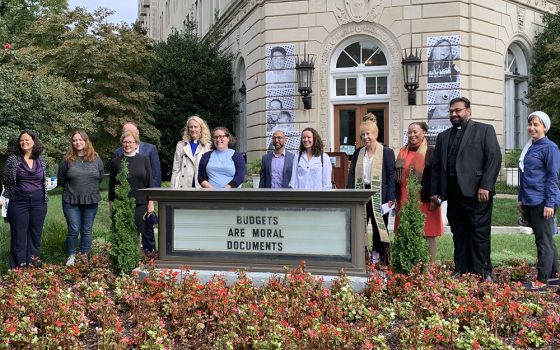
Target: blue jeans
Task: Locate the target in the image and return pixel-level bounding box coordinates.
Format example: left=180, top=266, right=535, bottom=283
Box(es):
left=63, top=201, right=98, bottom=255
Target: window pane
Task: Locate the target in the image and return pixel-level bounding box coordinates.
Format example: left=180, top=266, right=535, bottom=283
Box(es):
left=339, top=110, right=356, bottom=155
left=347, top=78, right=357, bottom=96
left=377, top=76, right=387, bottom=94
left=336, top=51, right=357, bottom=68
left=365, top=77, right=376, bottom=94
left=336, top=79, right=346, bottom=96
left=363, top=45, right=387, bottom=66
left=344, top=42, right=361, bottom=65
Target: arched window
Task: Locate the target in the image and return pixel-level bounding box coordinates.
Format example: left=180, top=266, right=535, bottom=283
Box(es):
left=331, top=38, right=390, bottom=102
left=504, top=43, right=528, bottom=151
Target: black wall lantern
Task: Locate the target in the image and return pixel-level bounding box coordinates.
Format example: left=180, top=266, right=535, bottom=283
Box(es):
left=295, top=55, right=315, bottom=109
left=401, top=48, right=422, bottom=105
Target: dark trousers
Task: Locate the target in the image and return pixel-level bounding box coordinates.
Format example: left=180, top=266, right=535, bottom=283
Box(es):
left=366, top=200, right=390, bottom=265
left=525, top=203, right=558, bottom=282
left=7, top=190, right=47, bottom=268
left=134, top=204, right=155, bottom=252
left=446, top=181, right=493, bottom=276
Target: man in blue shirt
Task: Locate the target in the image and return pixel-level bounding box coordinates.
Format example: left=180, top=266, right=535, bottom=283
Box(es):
left=259, top=130, right=294, bottom=188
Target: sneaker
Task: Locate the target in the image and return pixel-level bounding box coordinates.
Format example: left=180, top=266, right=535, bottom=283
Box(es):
left=66, top=254, right=76, bottom=266
left=547, top=278, right=560, bottom=287
left=524, top=280, right=548, bottom=292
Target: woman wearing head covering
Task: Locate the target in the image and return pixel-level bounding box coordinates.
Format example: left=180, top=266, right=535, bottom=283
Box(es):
left=394, top=122, right=443, bottom=263
left=346, top=121, right=395, bottom=265
left=518, top=111, right=560, bottom=291
left=288, top=127, right=332, bottom=189
left=427, top=38, right=459, bottom=84
left=1, top=130, right=48, bottom=268
left=58, top=130, right=104, bottom=266
left=171, top=115, right=212, bottom=188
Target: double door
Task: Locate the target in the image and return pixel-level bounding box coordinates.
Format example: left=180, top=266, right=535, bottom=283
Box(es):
left=334, top=103, right=388, bottom=157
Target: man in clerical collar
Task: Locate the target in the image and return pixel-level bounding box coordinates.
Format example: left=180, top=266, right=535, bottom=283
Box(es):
left=430, top=96, right=502, bottom=282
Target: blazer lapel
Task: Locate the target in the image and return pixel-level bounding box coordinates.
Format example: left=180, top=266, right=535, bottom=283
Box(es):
left=458, top=119, right=475, bottom=156
left=441, top=130, right=450, bottom=172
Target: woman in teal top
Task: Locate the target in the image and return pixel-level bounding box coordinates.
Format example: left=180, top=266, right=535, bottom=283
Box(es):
left=198, top=127, right=246, bottom=188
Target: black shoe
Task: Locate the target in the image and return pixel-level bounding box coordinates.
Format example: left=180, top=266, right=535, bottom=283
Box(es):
left=482, top=274, right=493, bottom=283
left=547, top=278, right=560, bottom=287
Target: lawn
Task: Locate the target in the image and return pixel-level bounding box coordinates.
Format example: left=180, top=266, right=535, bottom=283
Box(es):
left=1, top=190, right=559, bottom=273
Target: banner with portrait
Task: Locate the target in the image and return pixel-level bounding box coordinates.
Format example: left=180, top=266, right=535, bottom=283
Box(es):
left=426, top=35, right=461, bottom=141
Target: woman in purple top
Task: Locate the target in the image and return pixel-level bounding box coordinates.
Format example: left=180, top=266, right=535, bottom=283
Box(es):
left=1, top=130, right=48, bottom=268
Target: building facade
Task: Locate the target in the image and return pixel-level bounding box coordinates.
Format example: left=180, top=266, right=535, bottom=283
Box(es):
left=139, top=0, right=559, bottom=161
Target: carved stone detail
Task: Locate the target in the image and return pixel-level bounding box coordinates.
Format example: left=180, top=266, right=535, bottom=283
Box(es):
left=335, top=0, right=382, bottom=24
left=517, top=6, right=526, bottom=32
left=222, top=0, right=265, bottom=35
left=317, top=22, right=403, bottom=149
left=511, top=0, right=559, bottom=13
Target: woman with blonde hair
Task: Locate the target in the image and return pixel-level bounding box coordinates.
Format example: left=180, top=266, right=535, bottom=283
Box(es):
left=58, top=130, right=104, bottom=265
left=171, top=115, right=212, bottom=188
left=347, top=121, right=395, bottom=265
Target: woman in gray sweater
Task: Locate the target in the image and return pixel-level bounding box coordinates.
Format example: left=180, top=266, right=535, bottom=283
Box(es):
left=58, top=130, right=104, bottom=266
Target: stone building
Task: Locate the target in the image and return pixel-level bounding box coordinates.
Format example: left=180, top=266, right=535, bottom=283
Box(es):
left=138, top=0, right=559, bottom=162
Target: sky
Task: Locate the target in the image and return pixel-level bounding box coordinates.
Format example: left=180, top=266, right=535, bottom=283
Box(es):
left=67, top=0, right=138, bottom=24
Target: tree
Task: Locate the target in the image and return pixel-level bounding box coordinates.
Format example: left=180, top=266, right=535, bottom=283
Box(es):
left=14, top=7, right=160, bottom=162
left=391, top=173, right=429, bottom=275
left=528, top=11, right=560, bottom=144
left=149, top=20, right=237, bottom=178
left=109, top=159, right=140, bottom=274
left=0, top=0, right=67, bottom=43
left=0, top=45, right=98, bottom=169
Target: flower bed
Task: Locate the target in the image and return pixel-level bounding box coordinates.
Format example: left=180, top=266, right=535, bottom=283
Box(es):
left=0, top=255, right=558, bottom=349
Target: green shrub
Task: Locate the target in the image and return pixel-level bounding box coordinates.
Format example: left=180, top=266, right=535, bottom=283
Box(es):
left=109, top=159, right=139, bottom=274
left=504, top=149, right=521, bottom=168
left=391, top=172, right=429, bottom=274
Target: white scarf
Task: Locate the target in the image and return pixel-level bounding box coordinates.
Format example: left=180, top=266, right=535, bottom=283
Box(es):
left=519, top=111, right=550, bottom=172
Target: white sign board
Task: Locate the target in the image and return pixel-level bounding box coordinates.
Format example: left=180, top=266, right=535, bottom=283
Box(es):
left=173, top=208, right=350, bottom=256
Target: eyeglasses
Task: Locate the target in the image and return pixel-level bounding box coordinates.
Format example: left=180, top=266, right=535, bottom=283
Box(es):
left=121, top=141, right=137, bottom=145
left=448, top=108, right=467, bottom=115
left=213, top=135, right=229, bottom=140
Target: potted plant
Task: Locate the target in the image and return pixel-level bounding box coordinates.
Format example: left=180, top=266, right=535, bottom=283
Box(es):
left=247, top=159, right=261, bottom=188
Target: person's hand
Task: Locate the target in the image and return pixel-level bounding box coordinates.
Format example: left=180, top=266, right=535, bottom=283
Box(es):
left=147, top=201, right=155, bottom=213
left=430, top=195, right=441, bottom=206
left=429, top=202, right=437, bottom=211
left=544, top=206, right=554, bottom=220
left=477, top=188, right=490, bottom=203
left=224, top=184, right=232, bottom=189
left=516, top=201, right=524, bottom=214
left=387, top=201, right=394, bottom=208
left=0, top=199, right=4, bottom=207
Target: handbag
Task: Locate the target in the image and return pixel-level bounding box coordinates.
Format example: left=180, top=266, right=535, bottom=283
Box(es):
left=0, top=189, right=8, bottom=219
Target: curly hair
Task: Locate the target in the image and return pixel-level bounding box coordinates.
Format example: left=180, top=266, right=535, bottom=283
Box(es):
left=65, top=130, right=98, bottom=162
left=182, top=115, right=211, bottom=147
left=13, top=130, right=44, bottom=159
left=298, top=127, right=324, bottom=157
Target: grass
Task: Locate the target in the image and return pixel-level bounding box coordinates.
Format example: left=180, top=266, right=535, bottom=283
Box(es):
left=1, top=181, right=559, bottom=274
left=436, top=233, right=560, bottom=266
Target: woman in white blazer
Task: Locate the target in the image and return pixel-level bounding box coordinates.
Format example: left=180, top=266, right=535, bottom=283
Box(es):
left=171, top=115, right=212, bottom=188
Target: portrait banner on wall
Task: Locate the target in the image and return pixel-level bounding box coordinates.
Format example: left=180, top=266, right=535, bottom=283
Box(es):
left=265, top=44, right=296, bottom=84
left=265, top=44, right=297, bottom=139
left=426, top=35, right=461, bottom=141
left=427, top=35, right=461, bottom=84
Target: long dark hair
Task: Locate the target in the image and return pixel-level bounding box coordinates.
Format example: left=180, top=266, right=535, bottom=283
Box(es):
left=298, top=127, right=324, bottom=157
left=13, top=130, right=44, bottom=159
